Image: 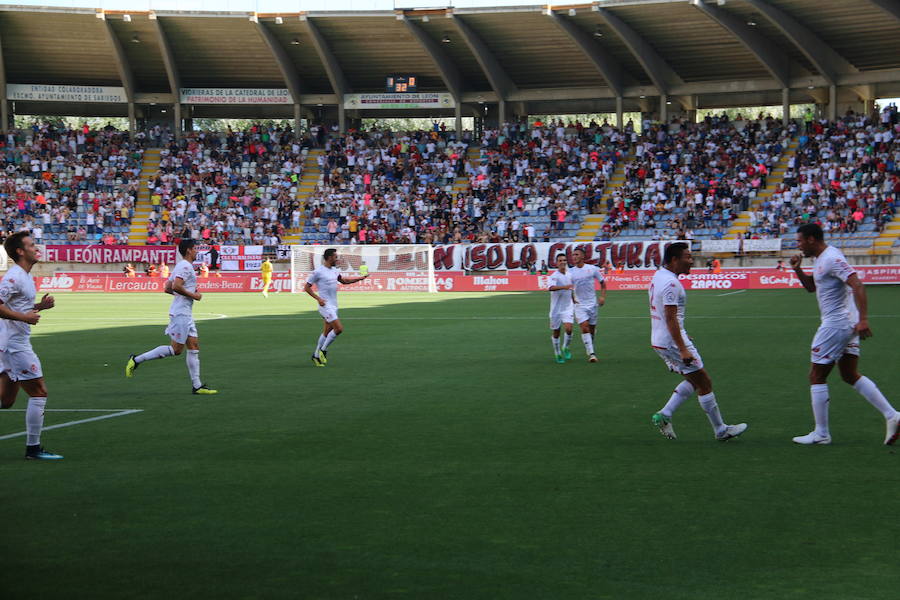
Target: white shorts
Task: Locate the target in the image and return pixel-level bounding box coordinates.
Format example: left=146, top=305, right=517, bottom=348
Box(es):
left=165, top=315, right=198, bottom=344
left=549, top=309, right=574, bottom=330
left=811, top=325, right=860, bottom=365
left=318, top=305, right=339, bottom=323
left=574, top=304, right=598, bottom=326
left=6, top=349, right=43, bottom=382
left=0, top=349, right=10, bottom=378
left=653, top=342, right=704, bottom=375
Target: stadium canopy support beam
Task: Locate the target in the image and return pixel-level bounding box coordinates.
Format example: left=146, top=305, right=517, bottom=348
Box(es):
left=254, top=20, right=305, bottom=139
left=867, top=0, right=900, bottom=21
left=0, top=33, right=7, bottom=133
left=152, top=17, right=183, bottom=140
left=691, top=1, right=791, bottom=89
left=660, top=95, right=667, bottom=124
left=782, top=87, right=790, bottom=126
left=102, top=15, right=137, bottom=133
left=547, top=12, right=626, bottom=98
left=402, top=16, right=464, bottom=121
left=744, top=0, right=857, bottom=86
left=615, top=96, right=623, bottom=129
left=828, top=85, right=837, bottom=121
left=593, top=5, right=682, bottom=97
left=449, top=13, right=517, bottom=126
left=304, top=17, right=350, bottom=134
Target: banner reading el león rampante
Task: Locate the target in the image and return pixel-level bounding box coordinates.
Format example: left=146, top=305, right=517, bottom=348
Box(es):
left=44, top=245, right=177, bottom=264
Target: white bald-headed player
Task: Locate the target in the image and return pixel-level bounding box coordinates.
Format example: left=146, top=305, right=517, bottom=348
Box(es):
left=567, top=248, right=606, bottom=362
left=649, top=242, right=747, bottom=441
left=546, top=253, right=574, bottom=363
left=789, top=223, right=900, bottom=445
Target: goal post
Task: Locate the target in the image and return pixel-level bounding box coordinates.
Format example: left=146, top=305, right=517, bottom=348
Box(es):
left=290, top=245, right=437, bottom=293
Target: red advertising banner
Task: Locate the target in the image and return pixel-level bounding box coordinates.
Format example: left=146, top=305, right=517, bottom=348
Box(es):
left=33, top=265, right=900, bottom=294
left=44, top=245, right=177, bottom=264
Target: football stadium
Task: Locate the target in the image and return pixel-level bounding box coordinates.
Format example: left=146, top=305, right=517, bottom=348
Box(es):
left=2, top=0, right=900, bottom=597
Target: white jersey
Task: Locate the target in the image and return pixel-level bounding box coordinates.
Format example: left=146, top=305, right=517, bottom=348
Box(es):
left=168, top=260, right=197, bottom=317
left=568, top=264, right=605, bottom=306
left=547, top=270, right=574, bottom=315
left=0, top=264, right=36, bottom=352
left=307, top=265, right=340, bottom=309
left=649, top=267, right=688, bottom=348
left=813, top=245, right=858, bottom=327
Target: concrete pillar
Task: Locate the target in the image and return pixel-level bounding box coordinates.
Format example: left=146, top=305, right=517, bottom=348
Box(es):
left=0, top=100, right=7, bottom=134
left=173, top=103, right=182, bottom=141
left=615, top=96, right=623, bottom=129
left=659, top=95, right=668, bottom=124
left=183, top=105, right=193, bottom=133
left=454, top=102, right=462, bottom=139
left=782, top=87, right=790, bottom=126
left=128, top=102, right=136, bottom=134
left=828, top=85, right=837, bottom=121
left=293, top=103, right=302, bottom=139
left=498, top=100, right=506, bottom=128
left=338, top=103, right=346, bottom=133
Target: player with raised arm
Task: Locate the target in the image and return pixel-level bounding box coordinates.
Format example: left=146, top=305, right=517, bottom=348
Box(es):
left=547, top=253, right=574, bottom=363
left=649, top=242, right=747, bottom=441
left=125, top=239, right=218, bottom=394
left=305, top=248, right=369, bottom=367
left=789, top=223, right=899, bottom=445
left=567, top=248, right=606, bottom=362
left=0, top=232, right=62, bottom=459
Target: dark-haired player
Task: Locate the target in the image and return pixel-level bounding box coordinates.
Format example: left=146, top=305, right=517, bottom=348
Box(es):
left=0, top=231, right=61, bottom=459
left=649, top=242, right=747, bottom=441
left=790, top=223, right=899, bottom=445
left=305, top=248, right=369, bottom=367
left=125, top=239, right=217, bottom=394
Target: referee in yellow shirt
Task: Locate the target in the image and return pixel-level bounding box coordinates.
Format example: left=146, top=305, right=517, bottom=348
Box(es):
left=261, top=257, right=273, bottom=297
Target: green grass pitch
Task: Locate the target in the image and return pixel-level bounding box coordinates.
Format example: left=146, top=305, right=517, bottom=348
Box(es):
left=2, top=288, right=899, bottom=599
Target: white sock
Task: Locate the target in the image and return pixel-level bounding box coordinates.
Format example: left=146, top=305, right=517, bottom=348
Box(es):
left=186, top=349, right=202, bottom=388
left=552, top=337, right=561, bottom=355
left=661, top=380, right=694, bottom=418
left=852, top=376, right=898, bottom=419
left=582, top=333, right=594, bottom=355
left=26, top=397, right=46, bottom=446
left=563, top=332, right=571, bottom=349
left=135, top=345, right=174, bottom=364
left=321, top=330, right=338, bottom=351
left=698, top=392, right=725, bottom=435
left=810, top=384, right=830, bottom=436
left=314, top=334, right=326, bottom=354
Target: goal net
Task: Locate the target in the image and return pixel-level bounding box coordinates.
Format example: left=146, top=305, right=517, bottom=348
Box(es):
left=290, top=245, right=437, bottom=293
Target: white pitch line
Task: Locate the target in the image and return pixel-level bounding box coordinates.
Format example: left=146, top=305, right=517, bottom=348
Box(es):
left=0, top=409, right=143, bottom=441
left=717, top=289, right=748, bottom=297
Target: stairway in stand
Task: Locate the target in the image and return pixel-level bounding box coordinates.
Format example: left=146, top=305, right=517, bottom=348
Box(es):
left=285, top=149, right=322, bottom=245
left=127, top=148, right=161, bottom=245
left=871, top=214, right=900, bottom=255
left=725, top=137, right=800, bottom=240
left=574, top=153, right=631, bottom=242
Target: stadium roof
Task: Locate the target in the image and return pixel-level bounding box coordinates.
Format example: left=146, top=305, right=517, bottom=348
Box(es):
left=1, top=0, right=899, bottom=116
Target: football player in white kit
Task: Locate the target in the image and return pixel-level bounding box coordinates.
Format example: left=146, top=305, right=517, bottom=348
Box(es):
left=0, top=232, right=62, bottom=459
left=546, top=253, right=574, bottom=363
left=125, top=239, right=218, bottom=394
left=790, top=224, right=900, bottom=445
left=649, top=243, right=747, bottom=441
left=305, top=248, right=370, bottom=367
left=567, top=248, right=606, bottom=362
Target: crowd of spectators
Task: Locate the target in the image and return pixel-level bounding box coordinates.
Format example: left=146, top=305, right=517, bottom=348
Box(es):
left=1, top=121, right=144, bottom=246
left=144, top=124, right=305, bottom=246
left=747, top=106, right=898, bottom=239
left=596, top=113, right=794, bottom=241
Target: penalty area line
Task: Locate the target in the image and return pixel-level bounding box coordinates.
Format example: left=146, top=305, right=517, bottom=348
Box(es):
left=0, top=409, right=143, bottom=441
left=717, top=289, right=747, bottom=297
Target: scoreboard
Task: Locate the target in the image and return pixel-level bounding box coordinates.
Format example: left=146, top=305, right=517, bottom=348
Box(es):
left=386, top=75, right=417, bottom=93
